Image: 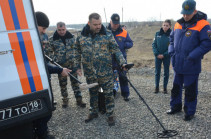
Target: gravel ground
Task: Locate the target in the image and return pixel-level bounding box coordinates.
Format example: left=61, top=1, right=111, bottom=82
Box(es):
left=48, top=67, right=211, bottom=139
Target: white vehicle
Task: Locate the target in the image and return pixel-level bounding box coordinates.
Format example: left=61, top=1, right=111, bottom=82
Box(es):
left=0, top=0, right=53, bottom=134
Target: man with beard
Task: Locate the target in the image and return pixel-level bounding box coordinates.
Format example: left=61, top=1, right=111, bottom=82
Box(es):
left=73, top=13, right=126, bottom=126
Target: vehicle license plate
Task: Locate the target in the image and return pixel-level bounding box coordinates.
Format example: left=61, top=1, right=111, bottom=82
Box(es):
left=0, top=99, right=42, bottom=121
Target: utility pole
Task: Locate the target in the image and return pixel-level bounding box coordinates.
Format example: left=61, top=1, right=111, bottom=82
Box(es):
left=160, top=13, right=162, bottom=26
left=122, top=7, right=123, bottom=23
left=104, top=8, right=107, bottom=24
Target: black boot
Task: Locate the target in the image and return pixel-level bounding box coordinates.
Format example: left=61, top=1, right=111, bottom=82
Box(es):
left=107, top=116, right=115, bottom=126
left=154, top=87, right=159, bottom=94
left=184, top=114, right=194, bottom=121
left=166, top=109, right=181, bottom=114
left=166, top=104, right=182, bottom=114
left=76, top=97, right=86, bottom=108
left=62, top=97, right=69, bottom=108
left=163, top=88, right=167, bottom=94
left=85, top=113, right=98, bottom=123
left=98, top=92, right=106, bottom=114
left=123, top=97, right=130, bottom=102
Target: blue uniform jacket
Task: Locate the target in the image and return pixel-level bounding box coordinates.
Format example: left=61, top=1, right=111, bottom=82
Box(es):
left=47, top=63, right=62, bottom=74
left=168, top=11, right=211, bottom=74
left=108, top=24, right=133, bottom=69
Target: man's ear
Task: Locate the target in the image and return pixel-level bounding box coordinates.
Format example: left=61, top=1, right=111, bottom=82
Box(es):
left=194, top=10, right=198, bottom=15
left=88, top=21, right=90, bottom=26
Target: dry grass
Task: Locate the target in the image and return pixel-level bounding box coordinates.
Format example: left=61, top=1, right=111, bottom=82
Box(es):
left=127, top=25, right=211, bottom=72
left=47, top=24, right=211, bottom=71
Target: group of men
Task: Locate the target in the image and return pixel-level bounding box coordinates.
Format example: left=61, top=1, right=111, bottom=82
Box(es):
left=35, top=9, right=133, bottom=138
left=34, top=0, right=211, bottom=138
left=37, top=12, right=133, bottom=109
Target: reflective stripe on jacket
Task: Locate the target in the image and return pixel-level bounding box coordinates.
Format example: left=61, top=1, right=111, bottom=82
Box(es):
left=168, top=12, right=211, bottom=74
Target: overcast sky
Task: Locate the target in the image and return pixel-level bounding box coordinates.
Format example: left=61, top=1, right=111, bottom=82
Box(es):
left=32, top=0, right=211, bottom=25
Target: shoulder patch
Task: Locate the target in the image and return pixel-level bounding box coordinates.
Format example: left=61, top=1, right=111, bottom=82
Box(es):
left=207, top=30, right=211, bottom=40
left=185, top=30, right=192, bottom=37
left=117, top=37, right=123, bottom=42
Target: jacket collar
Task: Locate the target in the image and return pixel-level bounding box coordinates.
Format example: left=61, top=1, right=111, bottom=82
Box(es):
left=107, top=23, right=122, bottom=34
left=159, top=28, right=171, bottom=36
left=177, top=11, right=207, bottom=28
left=53, top=30, right=74, bottom=41
left=81, top=24, right=107, bottom=37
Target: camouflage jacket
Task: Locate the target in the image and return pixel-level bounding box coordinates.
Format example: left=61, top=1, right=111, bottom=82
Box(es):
left=40, top=33, right=48, bottom=42
left=40, top=33, right=63, bottom=74
left=74, top=24, right=126, bottom=78
left=40, top=33, right=50, bottom=54
left=48, top=31, right=75, bottom=65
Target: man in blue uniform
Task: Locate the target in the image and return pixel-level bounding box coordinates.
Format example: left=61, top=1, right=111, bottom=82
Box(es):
left=167, top=0, right=211, bottom=121
left=108, top=13, right=133, bottom=101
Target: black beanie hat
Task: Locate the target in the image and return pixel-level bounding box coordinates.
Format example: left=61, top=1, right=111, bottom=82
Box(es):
left=35, top=11, right=49, bottom=28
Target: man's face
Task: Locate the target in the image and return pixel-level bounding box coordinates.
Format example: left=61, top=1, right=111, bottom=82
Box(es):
left=183, top=10, right=197, bottom=22
left=110, top=21, right=120, bottom=31
left=88, top=18, right=102, bottom=34
left=57, top=25, right=66, bottom=36
left=38, top=26, right=48, bottom=48
left=38, top=26, right=47, bottom=35
left=162, top=22, right=171, bottom=33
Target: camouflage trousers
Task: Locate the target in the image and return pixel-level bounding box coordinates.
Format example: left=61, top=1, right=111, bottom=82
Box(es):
left=58, top=62, right=82, bottom=99
left=87, top=75, right=114, bottom=117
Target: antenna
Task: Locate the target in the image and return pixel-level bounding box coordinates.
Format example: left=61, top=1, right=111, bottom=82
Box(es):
left=104, top=8, right=107, bottom=24
left=160, top=12, right=162, bottom=26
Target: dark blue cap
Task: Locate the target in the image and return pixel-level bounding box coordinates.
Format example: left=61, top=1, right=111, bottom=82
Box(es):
left=35, top=11, right=49, bottom=28
left=111, top=13, right=120, bottom=24
left=181, top=0, right=196, bottom=15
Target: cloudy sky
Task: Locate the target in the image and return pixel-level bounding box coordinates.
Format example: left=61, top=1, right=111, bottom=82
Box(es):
left=33, top=0, right=211, bottom=25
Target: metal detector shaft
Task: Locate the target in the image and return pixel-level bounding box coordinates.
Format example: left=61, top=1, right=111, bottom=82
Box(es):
left=127, top=79, right=166, bottom=131
left=45, top=55, right=82, bottom=84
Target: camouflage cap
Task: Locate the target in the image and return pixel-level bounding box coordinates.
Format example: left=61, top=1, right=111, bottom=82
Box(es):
left=35, top=11, right=49, bottom=28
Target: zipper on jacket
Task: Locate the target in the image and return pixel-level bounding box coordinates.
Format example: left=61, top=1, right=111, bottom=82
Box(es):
left=91, top=37, right=97, bottom=75
left=177, top=27, right=188, bottom=71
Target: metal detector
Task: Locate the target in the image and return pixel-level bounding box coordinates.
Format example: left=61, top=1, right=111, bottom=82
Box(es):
left=45, top=55, right=98, bottom=90
left=122, top=64, right=178, bottom=138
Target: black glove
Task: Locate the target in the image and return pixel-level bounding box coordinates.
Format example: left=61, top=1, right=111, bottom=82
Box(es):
left=124, top=63, right=134, bottom=70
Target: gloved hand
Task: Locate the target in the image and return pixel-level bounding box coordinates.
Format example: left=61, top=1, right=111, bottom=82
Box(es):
left=124, top=63, right=134, bottom=71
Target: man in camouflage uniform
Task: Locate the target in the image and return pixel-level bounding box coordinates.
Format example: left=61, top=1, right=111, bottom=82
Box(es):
left=35, top=11, right=70, bottom=139
left=73, top=13, right=126, bottom=126
left=47, top=22, right=86, bottom=108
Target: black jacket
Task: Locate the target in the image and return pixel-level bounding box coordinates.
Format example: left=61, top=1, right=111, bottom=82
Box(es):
left=47, top=63, right=62, bottom=74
